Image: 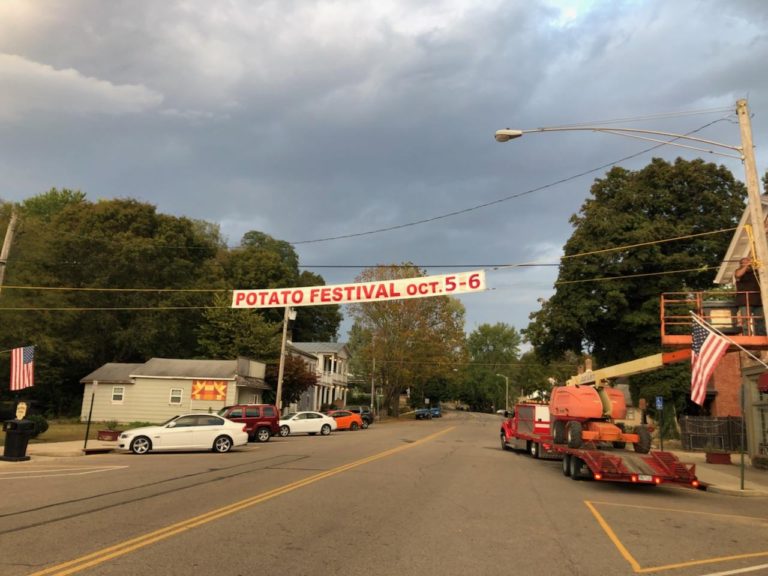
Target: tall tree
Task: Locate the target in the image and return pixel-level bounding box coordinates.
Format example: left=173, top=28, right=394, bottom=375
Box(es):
left=223, top=232, right=341, bottom=342
left=524, top=158, right=746, bottom=413
left=461, top=323, right=521, bottom=412
left=348, top=264, right=466, bottom=416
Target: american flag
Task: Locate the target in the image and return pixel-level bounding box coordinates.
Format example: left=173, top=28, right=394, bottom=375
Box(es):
left=690, top=317, right=730, bottom=406
left=10, top=346, right=34, bottom=391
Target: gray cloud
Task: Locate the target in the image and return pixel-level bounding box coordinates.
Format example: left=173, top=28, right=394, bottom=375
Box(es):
left=1, top=0, right=766, bottom=339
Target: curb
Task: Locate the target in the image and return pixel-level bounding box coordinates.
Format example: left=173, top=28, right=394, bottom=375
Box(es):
left=706, top=485, right=768, bottom=497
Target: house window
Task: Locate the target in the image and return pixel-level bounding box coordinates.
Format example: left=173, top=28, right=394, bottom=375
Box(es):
left=169, top=388, right=184, bottom=405
left=111, top=386, right=124, bottom=404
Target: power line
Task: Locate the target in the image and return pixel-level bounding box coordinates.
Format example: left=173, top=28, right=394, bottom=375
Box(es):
left=290, top=117, right=732, bottom=245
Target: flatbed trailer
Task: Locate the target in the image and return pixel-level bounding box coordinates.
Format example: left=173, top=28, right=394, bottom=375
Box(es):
left=556, top=443, right=700, bottom=489
left=500, top=403, right=700, bottom=489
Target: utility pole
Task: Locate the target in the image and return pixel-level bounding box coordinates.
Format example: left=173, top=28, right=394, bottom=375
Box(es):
left=736, top=98, right=767, bottom=462
left=275, top=306, right=296, bottom=414
left=0, top=206, right=19, bottom=295
left=737, top=99, right=768, bottom=314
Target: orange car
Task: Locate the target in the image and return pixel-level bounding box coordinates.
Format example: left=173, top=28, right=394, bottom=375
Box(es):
left=327, top=410, right=364, bottom=431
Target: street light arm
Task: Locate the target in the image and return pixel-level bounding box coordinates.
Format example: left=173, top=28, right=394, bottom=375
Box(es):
left=495, top=125, right=743, bottom=159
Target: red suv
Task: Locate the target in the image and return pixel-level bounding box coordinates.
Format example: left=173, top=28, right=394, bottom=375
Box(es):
left=218, top=404, right=280, bottom=442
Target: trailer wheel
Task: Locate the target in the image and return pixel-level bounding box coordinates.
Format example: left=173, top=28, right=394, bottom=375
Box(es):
left=569, top=456, right=584, bottom=480
left=552, top=420, right=567, bottom=444
left=530, top=441, right=540, bottom=459
left=634, top=426, right=652, bottom=454
left=562, top=454, right=572, bottom=476
left=567, top=421, right=583, bottom=449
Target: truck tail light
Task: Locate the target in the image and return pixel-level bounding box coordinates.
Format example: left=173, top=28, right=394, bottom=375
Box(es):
left=594, top=473, right=603, bottom=481
left=630, top=474, right=638, bottom=483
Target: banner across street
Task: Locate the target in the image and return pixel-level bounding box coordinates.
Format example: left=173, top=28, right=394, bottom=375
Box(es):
left=232, top=270, right=486, bottom=308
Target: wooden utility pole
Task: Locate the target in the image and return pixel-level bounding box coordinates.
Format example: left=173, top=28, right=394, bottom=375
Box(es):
left=0, top=206, right=19, bottom=296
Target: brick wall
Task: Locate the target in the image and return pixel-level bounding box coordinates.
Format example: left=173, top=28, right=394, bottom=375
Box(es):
left=712, top=351, right=742, bottom=416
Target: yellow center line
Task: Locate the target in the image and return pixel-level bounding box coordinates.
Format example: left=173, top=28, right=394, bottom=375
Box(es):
left=30, top=427, right=455, bottom=576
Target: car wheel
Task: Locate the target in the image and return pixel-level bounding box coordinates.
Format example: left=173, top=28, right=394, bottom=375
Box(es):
left=530, top=441, right=540, bottom=459
left=213, top=435, right=233, bottom=453
left=130, top=436, right=151, bottom=455
left=256, top=427, right=271, bottom=443
left=351, top=422, right=359, bottom=431
left=279, top=425, right=290, bottom=437
left=321, top=424, right=332, bottom=435
left=362, top=420, right=369, bottom=429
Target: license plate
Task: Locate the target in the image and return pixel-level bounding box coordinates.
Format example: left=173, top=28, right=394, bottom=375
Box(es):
left=638, top=474, right=652, bottom=482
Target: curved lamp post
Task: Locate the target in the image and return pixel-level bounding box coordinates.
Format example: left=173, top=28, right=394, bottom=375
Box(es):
left=495, top=99, right=768, bottom=313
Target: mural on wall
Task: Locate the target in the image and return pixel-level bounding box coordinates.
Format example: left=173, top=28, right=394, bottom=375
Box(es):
left=191, top=380, right=228, bottom=401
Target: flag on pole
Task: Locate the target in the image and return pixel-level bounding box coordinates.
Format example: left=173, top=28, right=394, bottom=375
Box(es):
left=10, top=346, right=34, bottom=391
left=690, top=316, right=730, bottom=406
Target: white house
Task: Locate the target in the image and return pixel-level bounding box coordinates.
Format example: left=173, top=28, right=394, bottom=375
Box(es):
left=290, top=342, right=350, bottom=411
left=79, top=357, right=268, bottom=425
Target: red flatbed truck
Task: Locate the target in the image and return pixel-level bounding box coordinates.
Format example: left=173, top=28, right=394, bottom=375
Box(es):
left=500, top=402, right=701, bottom=489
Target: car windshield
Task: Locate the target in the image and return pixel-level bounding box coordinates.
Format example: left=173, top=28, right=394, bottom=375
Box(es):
left=160, top=415, right=180, bottom=426
left=216, top=408, right=229, bottom=416
left=282, top=413, right=297, bottom=420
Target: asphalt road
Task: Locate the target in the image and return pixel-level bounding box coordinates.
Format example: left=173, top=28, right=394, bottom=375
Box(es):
left=2, top=411, right=768, bottom=576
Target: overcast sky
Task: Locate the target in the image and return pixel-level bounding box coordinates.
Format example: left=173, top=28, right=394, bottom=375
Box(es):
left=1, top=0, right=767, bottom=341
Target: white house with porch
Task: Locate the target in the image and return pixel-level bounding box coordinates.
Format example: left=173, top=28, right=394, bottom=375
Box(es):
left=290, top=342, right=350, bottom=411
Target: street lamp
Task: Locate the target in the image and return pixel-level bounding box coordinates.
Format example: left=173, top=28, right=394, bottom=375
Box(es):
left=495, top=99, right=768, bottom=314
left=276, top=306, right=297, bottom=413
left=496, top=373, right=509, bottom=412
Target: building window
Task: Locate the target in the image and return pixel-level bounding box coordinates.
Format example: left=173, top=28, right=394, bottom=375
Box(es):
left=169, top=388, right=184, bottom=405
left=111, top=386, right=124, bottom=404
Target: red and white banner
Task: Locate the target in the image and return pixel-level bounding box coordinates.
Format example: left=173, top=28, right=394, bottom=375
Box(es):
left=232, top=270, right=486, bottom=308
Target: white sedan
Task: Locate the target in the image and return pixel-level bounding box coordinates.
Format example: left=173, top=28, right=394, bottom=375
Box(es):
left=279, top=411, right=338, bottom=437
left=119, top=414, right=249, bottom=454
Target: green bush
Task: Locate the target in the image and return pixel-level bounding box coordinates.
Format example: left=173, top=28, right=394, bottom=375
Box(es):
left=126, top=421, right=154, bottom=429
left=27, top=414, right=49, bottom=438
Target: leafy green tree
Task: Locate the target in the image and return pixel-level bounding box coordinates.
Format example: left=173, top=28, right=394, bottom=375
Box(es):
left=1, top=194, right=224, bottom=413
left=461, top=323, right=521, bottom=411
left=197, top=294, right=282, bottom=360
left=348, top=264, right=466, bottom=416
left=264, top=353, right=318, bottom=406
left=223, top=232, right=341, bottom=342
left=524, top=158, right=746, bottom=413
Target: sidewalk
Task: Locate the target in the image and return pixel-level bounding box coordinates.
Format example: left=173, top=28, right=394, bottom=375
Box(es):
left=668, top=449, right=768, bottom=496
left=1, top=439, right=119, bottom=460
left=3, top=441, right=768, bottom=496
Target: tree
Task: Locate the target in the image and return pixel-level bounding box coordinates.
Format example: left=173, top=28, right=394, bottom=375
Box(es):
left=524, top=158, right=746, bottom=413
left=347, top=264, right=466, bottom=416
left=461, top=323, right=521, bottom=412
left=197, top=294, right=282, bottom=360
left=264, top=354, right=318, bottom=406
left=223, top=232, right=341, bottom=342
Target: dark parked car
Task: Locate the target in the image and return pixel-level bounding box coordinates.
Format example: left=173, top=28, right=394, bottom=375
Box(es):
left=217, top=404, right=280, bottom=442
left=345, top=405, right=373, bottom=427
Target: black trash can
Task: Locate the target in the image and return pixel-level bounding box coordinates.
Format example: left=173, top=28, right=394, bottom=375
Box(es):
left=1, top=419, right=35, bottom=461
